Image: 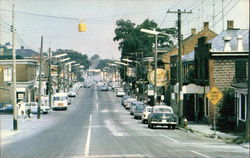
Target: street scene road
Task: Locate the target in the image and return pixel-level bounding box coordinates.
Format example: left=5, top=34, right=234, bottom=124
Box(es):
left=1, top=86, right=248, bottom=158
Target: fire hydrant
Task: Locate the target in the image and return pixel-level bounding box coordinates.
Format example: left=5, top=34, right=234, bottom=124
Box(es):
left=184, top=118, right=188, bottom=128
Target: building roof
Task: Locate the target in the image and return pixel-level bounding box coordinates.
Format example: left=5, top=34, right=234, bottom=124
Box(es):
left=182, top=29, right=249, bottom=62
left=231, top=82, right=247, bottom=89
left=16, top=48, right=39, bottom=58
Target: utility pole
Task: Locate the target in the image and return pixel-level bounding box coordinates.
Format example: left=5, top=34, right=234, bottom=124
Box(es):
left=57, top=62, right=60, bottom=92
left=154, top=33, right=158, bottom=106
left=37, top=36, right=43, bottom=119
left=48, top=48, right=52, bottom=108
left=63, top=63, right=65, bottom=92
left=12, top=3, right=18, bottom=130
left=167, top=9, right=192, bottom=127
left=246, top=46, right=250, bottom=142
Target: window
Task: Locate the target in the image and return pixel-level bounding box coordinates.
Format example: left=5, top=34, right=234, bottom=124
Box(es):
left=3, top=66, right=12, bottom=82
left=240, top=94, right=246, bottom=120
left=235, top=60, right=246, bottom=83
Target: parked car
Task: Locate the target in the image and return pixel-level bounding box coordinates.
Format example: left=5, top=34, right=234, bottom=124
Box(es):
left=130, top=101, right=144, bottom=115
left=124, top=98, right=137, bottom=110
left=27, top=102, right=49, bottom=114
left=134, top=105, right=145, bottom=119
left=116, top=89, right=125, bottom=97
left=141, top=106, right=153, bottom=124
left=0, top=103, right=13, bottom=114
left=121, top=95, right=130, bottom=106
left=148, top=106, right=178, bottom=129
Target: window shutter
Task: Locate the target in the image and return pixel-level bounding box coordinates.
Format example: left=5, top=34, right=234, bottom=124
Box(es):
left=235, top=60, right=246, bottom=83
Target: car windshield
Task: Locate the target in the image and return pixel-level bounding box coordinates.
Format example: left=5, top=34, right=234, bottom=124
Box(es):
left=154, top=107, right=172, bottom=113
left=54, top=96, right=68, bottom=101
left=136, top=106, right=144, bottom=112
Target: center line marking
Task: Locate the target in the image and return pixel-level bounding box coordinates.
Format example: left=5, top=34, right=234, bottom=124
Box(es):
left=85, top=114, right=92, bottom=157
left=191, top=151, right=210, bottom=158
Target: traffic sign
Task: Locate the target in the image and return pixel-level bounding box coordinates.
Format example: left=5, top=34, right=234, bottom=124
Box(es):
left=206, top=87, right=223, bottom=105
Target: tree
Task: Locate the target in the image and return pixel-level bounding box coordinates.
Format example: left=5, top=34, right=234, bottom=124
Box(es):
left=113, top=19, right=178, bottom=58
left=89, top=54, right=100, bottom=69
left=216, top=88, right=236, bottom=131
left=113, top=19, right=178, bottom=81
left=54, top=49, right=90, bottom=69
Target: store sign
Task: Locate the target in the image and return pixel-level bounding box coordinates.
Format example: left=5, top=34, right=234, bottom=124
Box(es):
left=51, top=65, right=58, bottom=76
left=147, top=68, right=167, bottom=87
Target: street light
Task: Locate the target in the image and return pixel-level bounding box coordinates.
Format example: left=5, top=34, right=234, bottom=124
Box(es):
left=140, top=28, right=168, bottom=105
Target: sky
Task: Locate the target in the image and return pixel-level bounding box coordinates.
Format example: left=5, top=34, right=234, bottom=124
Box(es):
left=0, top=0, right=249, bottom=60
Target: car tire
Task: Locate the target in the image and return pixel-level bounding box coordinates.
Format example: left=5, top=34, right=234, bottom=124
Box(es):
left=142, top=120, right=145, bottom=124
left=134, top=116, right=137, bottom=119
left=172, top=125, right=176, bottom=130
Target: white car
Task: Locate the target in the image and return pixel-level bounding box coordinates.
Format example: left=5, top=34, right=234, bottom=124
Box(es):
left=68, top=90, right=77, bottom=97
left=141, top=106, right=153, bottom=124
left=27, top=102, right=49, bottom=114
left=116, top=90, right=125, bottom=97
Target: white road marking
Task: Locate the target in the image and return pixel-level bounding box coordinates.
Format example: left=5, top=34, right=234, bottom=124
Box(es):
left=72, top=154, right=147, bottom=158
left=95, top=91, right=98, bottom=100
left=191, top=151, right=210, bottom=158
left=96, top=102, right=99, bottom=111
left=85, top=154, right=147, bottom=157
left=159, top=134, right=179, bottom=143
left=104, top=120, right=127, bottom=136
left=84, top=114, right=92, bottom=157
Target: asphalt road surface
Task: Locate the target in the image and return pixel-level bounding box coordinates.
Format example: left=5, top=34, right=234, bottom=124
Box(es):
left=1, top=87, right=249, bottom=158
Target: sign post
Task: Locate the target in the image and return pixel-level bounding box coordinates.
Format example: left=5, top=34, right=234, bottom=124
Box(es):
left=206, top=87, right=223, bottom=137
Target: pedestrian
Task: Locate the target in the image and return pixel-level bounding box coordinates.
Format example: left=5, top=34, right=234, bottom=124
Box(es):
left=27, top=107, right=32, bottom=119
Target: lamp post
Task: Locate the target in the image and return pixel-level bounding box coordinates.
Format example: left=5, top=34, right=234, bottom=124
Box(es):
left=140, top=28, right=168, bottom=105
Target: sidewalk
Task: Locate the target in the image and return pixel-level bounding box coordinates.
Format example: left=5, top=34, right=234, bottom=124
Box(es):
left=0, top=113, right=56, bottom=145
left=181, top=121, right=249, bottom=149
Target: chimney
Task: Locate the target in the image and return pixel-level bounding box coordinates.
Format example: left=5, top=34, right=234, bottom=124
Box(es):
left=191, top=28, right=196, bottom=35
left=204, top=22, right=209, bottom=29
left=227, top=20, right=234, bottom=29
left=237, top=34, right=243, bottom=51
left=223, top=36, right=231, bottom=51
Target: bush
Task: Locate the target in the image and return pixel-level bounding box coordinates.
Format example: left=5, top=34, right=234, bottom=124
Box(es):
left=216, top=88, right=236, bottom=131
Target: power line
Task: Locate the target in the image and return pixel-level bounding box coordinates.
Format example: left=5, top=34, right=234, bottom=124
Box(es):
left=0, top=8, right=78, bottom=21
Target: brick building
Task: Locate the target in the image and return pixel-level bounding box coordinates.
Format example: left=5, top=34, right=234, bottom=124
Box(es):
left=0, top=59, right=38, bottom=103
left=181, top=20, right=249, bottom=124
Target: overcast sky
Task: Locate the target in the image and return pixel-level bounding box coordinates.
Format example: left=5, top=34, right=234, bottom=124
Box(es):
left=0, top=0, right=249, bottom=60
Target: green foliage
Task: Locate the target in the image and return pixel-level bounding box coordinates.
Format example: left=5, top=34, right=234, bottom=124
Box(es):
left=96, top=59, right=115, bottom=70
left=54, top=49, right=90, bottom=69
left=216, top=88, right=236, bottom=131
left=113, top=19, right=178, bottom=58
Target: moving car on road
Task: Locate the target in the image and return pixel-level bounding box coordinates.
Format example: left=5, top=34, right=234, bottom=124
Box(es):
left=52, top=93, right=69, bottom=110
left=148, top=106, right=178, bottom=129
left=116, top=89, right=125, bottom=97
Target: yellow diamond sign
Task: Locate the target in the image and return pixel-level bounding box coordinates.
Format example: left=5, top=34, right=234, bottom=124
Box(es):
left=207, top=87, right=223, bottom=105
